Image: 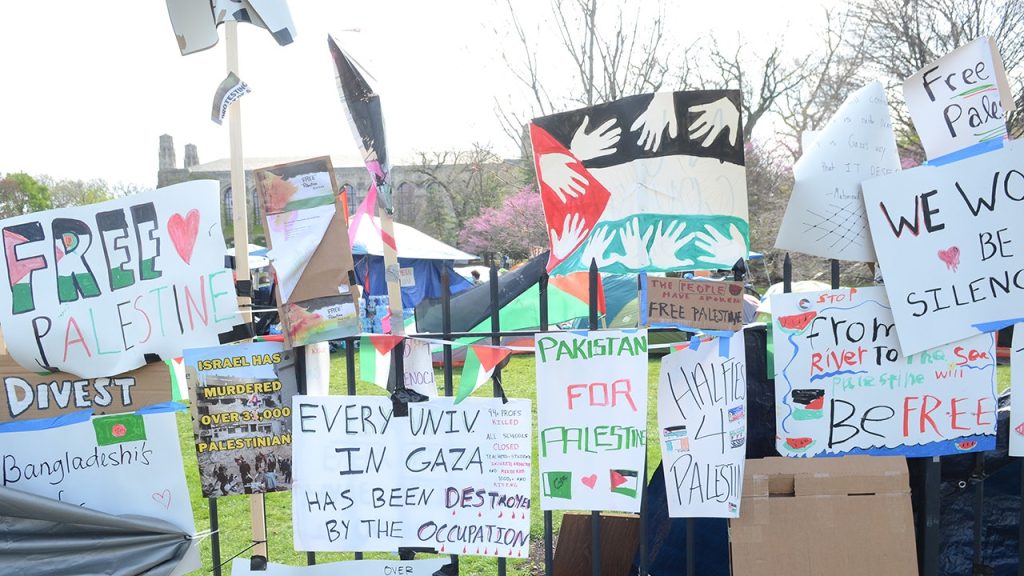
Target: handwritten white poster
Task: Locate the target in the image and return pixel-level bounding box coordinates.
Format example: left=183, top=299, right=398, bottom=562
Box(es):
left=903, top=37, right=1016, bottom=160
left=292, top=396, right=532, bottom=558
left=772, top=287, right=996, bottom=457
left=230, top=558, right=450, bottom=576
left=863, top=143, right=1024, bottom=355
left=0, top=180, right=239, bottom=378
left=0, top=411, right=199, bottom=573
left=1010, top=326, right=1024, bottom=456
left=535, top=329, right=648, bottom=513
left=658, top=331, right=746, bottom=518
left=776, top=82, right=901, bottom=261
left=403, top=339, right=439, bottom=398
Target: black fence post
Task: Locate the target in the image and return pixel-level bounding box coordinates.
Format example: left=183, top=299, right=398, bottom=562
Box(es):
left=540, top=273, right=555, bottom=576
left=783, top=253, right=792, bottom=293
left=830, top=258, right=840, bottom=289
left=488, top=265, right=507, bottom=576
left=210, top=498, right=221, bottom=576
left=588, top=259, right=601, bottom=576
left=344, top=340, right=362, bottom=561
left=440, top=266, right=458, bottom=574
left=923, top=457, right=941, bottom=576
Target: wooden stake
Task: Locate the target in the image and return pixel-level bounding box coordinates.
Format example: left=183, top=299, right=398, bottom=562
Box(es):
left=225, top=20, right=267, bottom=562
left=378, top=206, right=405, bottom=336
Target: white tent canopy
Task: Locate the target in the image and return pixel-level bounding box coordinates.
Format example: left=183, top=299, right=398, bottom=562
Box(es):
left=351, top=217, right=476, bottom=262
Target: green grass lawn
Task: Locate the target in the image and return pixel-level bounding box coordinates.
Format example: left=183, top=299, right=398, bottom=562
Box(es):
left=177, top=352, right=1014, bottom=575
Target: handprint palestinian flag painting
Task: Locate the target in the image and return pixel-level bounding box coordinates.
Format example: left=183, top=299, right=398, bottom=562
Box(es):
left=531, top=90, right=749, bottom=274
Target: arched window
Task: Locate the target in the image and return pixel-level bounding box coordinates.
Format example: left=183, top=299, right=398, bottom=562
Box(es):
left=222, top=188, right=233, bottom=222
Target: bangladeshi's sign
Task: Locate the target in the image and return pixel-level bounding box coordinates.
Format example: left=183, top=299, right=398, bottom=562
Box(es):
left=772, top=287, right=996, bottom=457
left=644, top=276, right=744, bottom=332
left=0, top=354, right=171, bottom=423
left=0, top=180, right=239, bottom=378
left=183, top=342, right=298, bottom=497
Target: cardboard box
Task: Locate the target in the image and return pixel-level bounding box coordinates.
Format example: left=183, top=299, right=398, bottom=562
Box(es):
left=729, top=456, right=918, bottom=575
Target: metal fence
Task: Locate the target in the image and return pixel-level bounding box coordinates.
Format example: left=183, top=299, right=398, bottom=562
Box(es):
left=201, top=255, right=1022, bottom=576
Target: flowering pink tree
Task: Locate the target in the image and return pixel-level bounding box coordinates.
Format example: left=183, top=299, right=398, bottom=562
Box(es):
left=459, top=187, right=548, bottom=260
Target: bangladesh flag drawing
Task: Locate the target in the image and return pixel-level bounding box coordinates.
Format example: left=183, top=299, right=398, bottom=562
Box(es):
left=455, top=345, right=512, bottom=403
left=93, top=413, right=147, bottom=446
left=359, top=334, right=405, bottom=389
left=609, top=469, right=639, bottom=498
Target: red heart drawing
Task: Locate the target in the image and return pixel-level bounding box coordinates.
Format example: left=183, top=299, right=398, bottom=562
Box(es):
left=167, top=209, right=200, bottom=264
left=937, top=246, right=960, bottom=272
left=581, top=474, right=598, bottom=489
left=151, top=489, right=172, bottom=509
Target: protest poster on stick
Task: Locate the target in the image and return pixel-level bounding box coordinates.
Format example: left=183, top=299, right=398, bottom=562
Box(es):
left=535, top=329, right=648, bottom=512
left=0, top=355, right=170, bottom=424
left=183, top=341, right=297, bottom=497
left=863, top=143, right=1024, bottom=355
left=902, top=37, right=1016, bottom=161
left=643, top=276, right=745, bottom=332
left=772, top=287, right=996, bottom=457
left=0, top=180, right=239, bottom=378
left=658, top=331, right=746, bottom=517
left=0, top=411, right=200, bottom=573
left=292, top=396, right=532, bottom=557
left=531, top=91, right=748, bottom=274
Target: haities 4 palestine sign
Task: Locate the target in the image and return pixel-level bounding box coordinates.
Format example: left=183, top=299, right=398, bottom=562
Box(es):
left=292, top=396, right=532, bottom=558
left=0, top=180, right=239, bottom=378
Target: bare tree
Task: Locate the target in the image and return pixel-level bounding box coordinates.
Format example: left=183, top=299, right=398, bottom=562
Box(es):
left=495, top=0, right=682, bottom=153
left=846, top=0, right=1024, bottom=157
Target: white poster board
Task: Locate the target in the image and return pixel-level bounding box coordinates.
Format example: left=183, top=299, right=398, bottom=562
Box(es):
left=862, top=144, right=1024, bottom=355
left=1011, top=326, right=1024, bottom=456
left=0, top=411, right=199, bottom=573
left=776, top=82, right=901, bottom=261
left=903, top=37, right=1016, bottom=160
left=0, top=180, right=239, bottom=377
left=658, top=331, right=746, bottom=517
left=292, top=396, right=532, bottom=558
left=535, top=329, right=649, bottom=512
left=772, top=287, right=997, bottom=457
left=403, top=339, right=439, bottom=398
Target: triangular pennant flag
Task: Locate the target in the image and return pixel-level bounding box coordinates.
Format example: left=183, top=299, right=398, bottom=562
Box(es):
left=455, top=344, right=512, bottom=403
left=550, top=271, right=606, bottom=315
left=359, top=335, right=404, bottom=389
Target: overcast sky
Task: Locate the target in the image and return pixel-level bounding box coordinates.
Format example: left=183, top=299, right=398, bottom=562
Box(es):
left=0, top=1, right=836, bottom=188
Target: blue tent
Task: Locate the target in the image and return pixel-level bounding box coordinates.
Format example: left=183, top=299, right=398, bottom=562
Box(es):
left=350, top=218, right=475, bottom=332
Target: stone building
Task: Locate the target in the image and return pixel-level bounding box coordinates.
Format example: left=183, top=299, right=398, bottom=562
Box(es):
left=156, top=135, right=521, bottom=242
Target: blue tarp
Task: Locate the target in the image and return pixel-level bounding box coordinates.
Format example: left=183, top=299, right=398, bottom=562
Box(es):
left=353, top=255, right=473, bottom=333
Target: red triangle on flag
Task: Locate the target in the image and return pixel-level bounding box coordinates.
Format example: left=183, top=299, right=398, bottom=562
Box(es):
left=471, top=345, right=512, bottom=373
left=368, top=335, right=404, bottom=355
left=610, top=470, right=628, bottom=489
left=550, top=272, right=607, bottom=314
left=530, top=124, right=612, bottom=272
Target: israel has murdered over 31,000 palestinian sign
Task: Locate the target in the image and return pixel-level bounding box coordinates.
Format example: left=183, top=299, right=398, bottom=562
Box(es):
left=862, top=143, right=1024, bottom=356
left=535, top=329, right=649, bottom=513
left=772, top=287, right=996, bottom=457
left=0, top=411, right=201, bottom=572
left=292, top=396, right=532, bottom=558
left=530, top=91, right=748, bottom=274
left=183, top=341, right=297, bottom=498
left=0, top=180, right=239, bottom=378
left=658, top=331, right=747, bottom=518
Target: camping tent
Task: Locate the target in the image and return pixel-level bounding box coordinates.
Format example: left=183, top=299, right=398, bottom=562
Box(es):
left=351, top=217, right=476, bottom=332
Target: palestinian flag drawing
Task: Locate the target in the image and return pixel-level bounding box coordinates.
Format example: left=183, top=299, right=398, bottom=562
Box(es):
left=530, top=90, right=749, bottom=274
left=609, top=469, right=639, bottom=498
left=456, top=345, right=512, bottom=403
left=359, top=334, right=405, bottom=390
left=93, top=413, right=147, bottom=446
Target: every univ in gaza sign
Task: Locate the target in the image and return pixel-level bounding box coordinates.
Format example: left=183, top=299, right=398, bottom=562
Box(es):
left=0, top=181, right=239, bottom=377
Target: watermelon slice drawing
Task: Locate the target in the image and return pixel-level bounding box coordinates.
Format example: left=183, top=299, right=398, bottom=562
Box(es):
left=955, top=440, right=978, bottom=451
left=784, top=437, right=815, bottom=453
left=777, top=311, right=817, bottom=335
left=791, top=389, right=825, bottom=421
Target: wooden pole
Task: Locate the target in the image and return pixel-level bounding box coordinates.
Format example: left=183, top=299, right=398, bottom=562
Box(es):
left=225, top=21, right=268, bottom=563
left=378, top=206, right=405, bottom=336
